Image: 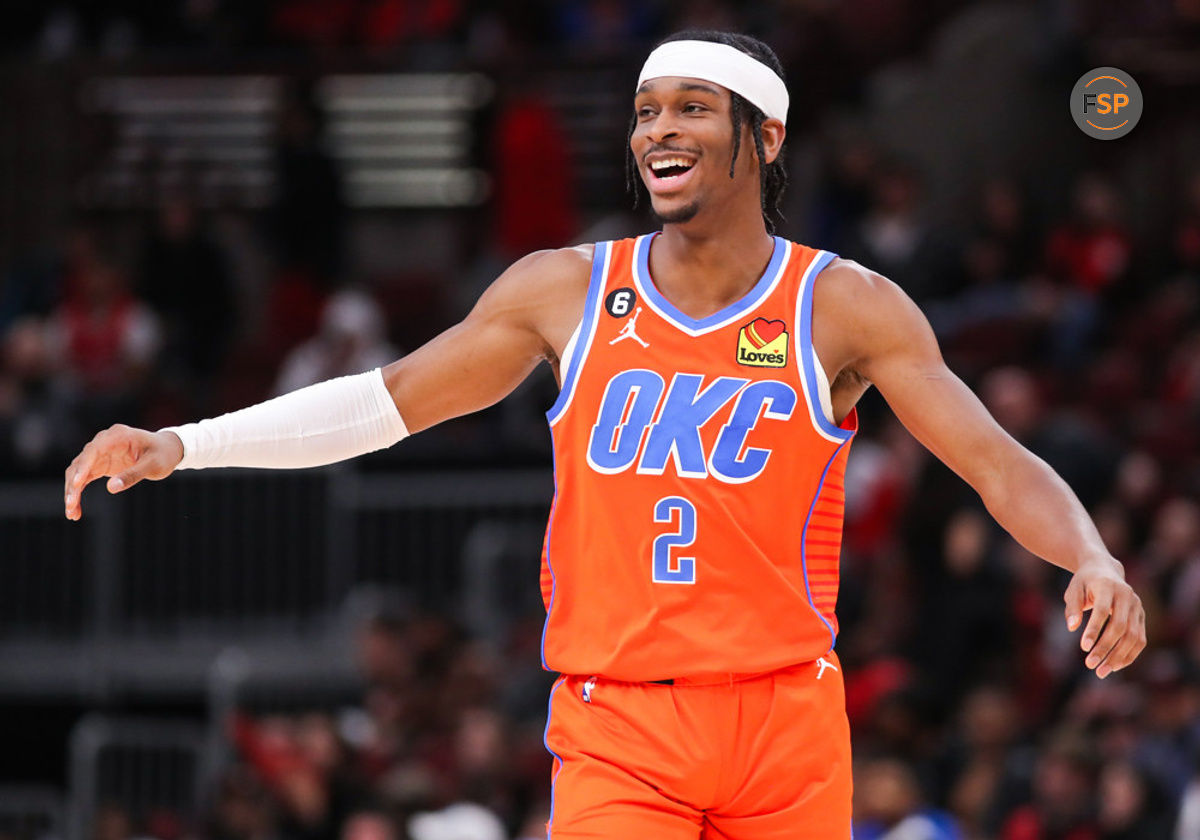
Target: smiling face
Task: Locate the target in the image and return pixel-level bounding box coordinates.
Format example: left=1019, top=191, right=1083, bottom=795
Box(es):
left=632, top=76, right=772, bottom=227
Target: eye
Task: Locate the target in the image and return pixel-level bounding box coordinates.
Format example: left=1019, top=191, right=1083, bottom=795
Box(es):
left=683, top=103, right=707, bottom=113
left=636, top=105, right=657, bottom=118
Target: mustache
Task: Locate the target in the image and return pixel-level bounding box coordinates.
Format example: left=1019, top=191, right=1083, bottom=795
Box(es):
left=642, top=146, right=701, bottom=163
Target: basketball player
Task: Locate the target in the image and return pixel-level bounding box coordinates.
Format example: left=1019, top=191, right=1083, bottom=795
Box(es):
left=64, top=31, right=1146, bottom=838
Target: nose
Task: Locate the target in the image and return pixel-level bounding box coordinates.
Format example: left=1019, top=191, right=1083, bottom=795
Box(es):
left=644, top=111, right=682, bottom=145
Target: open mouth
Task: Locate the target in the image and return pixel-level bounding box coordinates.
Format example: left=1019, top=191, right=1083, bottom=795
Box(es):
left=649, top=157, right=696, bottom=182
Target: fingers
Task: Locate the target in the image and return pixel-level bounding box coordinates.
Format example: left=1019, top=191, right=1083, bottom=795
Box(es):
left=1079, top=584, right=1113, bottom=655
left=1063, top=575, right=1086, bottom=632
left=106, top=462, right=150, bottom=494
left=63, top=425, right=133, bottom=520
left=64, top=441, right=102, bottom=521
left=1084, top=592, right=1124, bottom=673
left=1068, top=574, right=1148, bottom=679
left=1097, top=596, right=1147, bottom=678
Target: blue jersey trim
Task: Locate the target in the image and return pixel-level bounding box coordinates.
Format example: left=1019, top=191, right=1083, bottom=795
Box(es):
left=798, top=250, right=854, bottom=443
left=633, top=233, right=787, bottom=333
left=546, top=241, right=609, bottom=425
left=801, top=437, right=854, bottom=651
left=543, top=676, right=567, bottom=836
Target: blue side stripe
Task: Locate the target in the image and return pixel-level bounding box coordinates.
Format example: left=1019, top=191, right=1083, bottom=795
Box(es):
left=799, top=250, right=854, bottom=443
left=542, top=676, right=567, bottom=837
left=546, top=240, right=609, bottom=424
left=541, top=245, right=609, bottom=670
left=801, top=438, right=852, bottom=651
left=635, top=233, right=787, bottom=331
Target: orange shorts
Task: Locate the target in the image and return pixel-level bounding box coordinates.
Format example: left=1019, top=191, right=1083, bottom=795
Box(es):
left=543, top=653, right=852, bottom=839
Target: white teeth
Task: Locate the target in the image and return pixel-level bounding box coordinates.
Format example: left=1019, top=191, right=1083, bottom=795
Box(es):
left=650, top=157, right=694, bottom=173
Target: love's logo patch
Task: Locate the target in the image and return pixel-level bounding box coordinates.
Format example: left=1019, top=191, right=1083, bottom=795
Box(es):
left=736, top=318, right=788, bottom=368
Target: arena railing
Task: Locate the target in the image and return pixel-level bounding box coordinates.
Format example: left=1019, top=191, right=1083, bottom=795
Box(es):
left=68, top=715, right=205, bottom=840
left=0, top=467, right=552, bottom=699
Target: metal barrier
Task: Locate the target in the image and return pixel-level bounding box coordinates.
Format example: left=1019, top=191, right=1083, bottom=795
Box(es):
left=0, top=786, right=66, bottom=840
left=0, top=468, right=553, bottom=698
left=68, top=715, right=205, bottom=840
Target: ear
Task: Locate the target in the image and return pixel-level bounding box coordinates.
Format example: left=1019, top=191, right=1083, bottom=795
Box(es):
left=760, top=118, right=785, bottom=165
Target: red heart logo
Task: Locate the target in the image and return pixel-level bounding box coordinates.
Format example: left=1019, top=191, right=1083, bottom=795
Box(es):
left=746, top=318, right=785, bottom=348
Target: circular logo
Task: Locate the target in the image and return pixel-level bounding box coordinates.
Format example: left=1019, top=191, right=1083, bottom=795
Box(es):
left=605, top=287, right=637, bottom=317
left=1071, top=67, right=1142, bottom=140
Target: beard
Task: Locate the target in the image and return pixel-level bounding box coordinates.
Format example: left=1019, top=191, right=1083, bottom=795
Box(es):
left=652, top=199, right=701, bottom=225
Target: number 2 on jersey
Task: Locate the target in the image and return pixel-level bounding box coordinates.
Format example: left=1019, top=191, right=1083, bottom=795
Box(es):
left=652, top=496, right=697, bottom=584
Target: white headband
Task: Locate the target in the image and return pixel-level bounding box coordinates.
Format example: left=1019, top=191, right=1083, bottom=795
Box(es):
left=637, top=40, right=789, bottom=126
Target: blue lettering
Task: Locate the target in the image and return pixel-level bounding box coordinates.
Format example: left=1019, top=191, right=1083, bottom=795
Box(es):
left=586, top=369, right=665, bottom=473
left=709, top=381, right=797, bottom=483
left=639, top=374, right=747, bottom=477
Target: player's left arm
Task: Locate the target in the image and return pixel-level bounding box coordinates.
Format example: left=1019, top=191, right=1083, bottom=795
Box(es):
left=819, top=261, right=1146, bottom=679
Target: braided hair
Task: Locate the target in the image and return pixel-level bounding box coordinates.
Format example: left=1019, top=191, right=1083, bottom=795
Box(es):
left=626, top=30, right=789, bottom=234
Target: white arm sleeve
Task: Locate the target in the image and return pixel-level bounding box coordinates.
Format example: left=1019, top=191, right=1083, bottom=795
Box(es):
left=161, top=368, right=409, bottom=470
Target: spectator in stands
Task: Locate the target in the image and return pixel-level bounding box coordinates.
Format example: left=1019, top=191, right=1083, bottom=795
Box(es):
left=0, top=249, right=60, bottom=336
left=270, top=82, right=345, bottom=287
left=264, top=82, right=346, bottom=356
left=980, top=367, right=1118, bottom=510
left=43, top=239, right=160, bottom=435
left=999, top=732, right=1099, bottom=840
left=853, top=756, right=963, bottom=840
left=1133, top=652, right=1200, bottom=804
left=809, top=127, right=879, bottom=249
left=1141, top=500, right=1200, bottom=643
left=974, top=178, right=1038, bottom=279
left=836, top=159, right=954, bottom=302
left=924, top=234, right=1032, bottom=368
left=1095, top=760, right=1175, bottom=840
left=939, top=686, right=1030, bottom=840
left=274, top=289, right=398, bottom=395
left=1040, top=174, right=1135, bottom=365
left=0, top=316, right=74, bottom=473
left=138, top=194, right=236, bottom=417
left=1045, top=173, right=1134, bottom=300
left=207, top=766, right=280, bottom=840
left=912, top=508, right=1014, bottom=706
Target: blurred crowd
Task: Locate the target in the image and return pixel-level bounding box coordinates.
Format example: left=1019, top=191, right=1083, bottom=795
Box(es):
left=88, top=609, right=558, bottom=840
left=36, top=151, right=1197, bottom=840
left=0, top=2, right=1199, bottom=840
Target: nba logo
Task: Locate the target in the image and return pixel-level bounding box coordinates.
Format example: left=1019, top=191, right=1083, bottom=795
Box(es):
left=582, top=678, right=597, bottom=703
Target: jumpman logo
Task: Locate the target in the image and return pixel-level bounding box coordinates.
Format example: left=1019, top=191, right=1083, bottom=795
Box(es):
left=610, top=307, right=649, bottom=348
left=815, top=657, right=839, bottom=680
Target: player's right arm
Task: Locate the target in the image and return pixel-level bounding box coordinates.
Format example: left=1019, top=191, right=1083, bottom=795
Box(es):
left=64, top=246, right=592, bottom=520
left=381, top=246, right=590, bottom=432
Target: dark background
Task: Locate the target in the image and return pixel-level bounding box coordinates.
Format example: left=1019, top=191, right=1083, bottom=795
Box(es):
left=0, top=2, right=1198, bottom=839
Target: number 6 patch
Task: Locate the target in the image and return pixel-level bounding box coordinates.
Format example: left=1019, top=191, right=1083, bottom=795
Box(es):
left=605, top=287, right=637, bottom=318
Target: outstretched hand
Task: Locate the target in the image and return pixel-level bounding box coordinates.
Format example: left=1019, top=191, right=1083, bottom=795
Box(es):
left=1064, top=558, right=1146, bottom=679
left=64, top=425, right=184, bottom=520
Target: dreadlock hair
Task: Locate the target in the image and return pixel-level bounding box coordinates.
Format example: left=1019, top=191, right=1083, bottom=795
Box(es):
left=625, top=30, right=789, bottom=234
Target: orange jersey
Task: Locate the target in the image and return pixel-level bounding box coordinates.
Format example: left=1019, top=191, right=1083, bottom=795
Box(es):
left=540, top=234, right=857, bottom=681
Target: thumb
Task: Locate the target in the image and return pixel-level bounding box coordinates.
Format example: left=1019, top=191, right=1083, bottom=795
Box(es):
left=107, top=465, right=148, bottom=494
left=1064, top=576, right=1086, bottom=632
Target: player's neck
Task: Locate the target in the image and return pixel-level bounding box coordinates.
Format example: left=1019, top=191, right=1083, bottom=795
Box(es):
left=651, top=213, right=776, bottom=320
